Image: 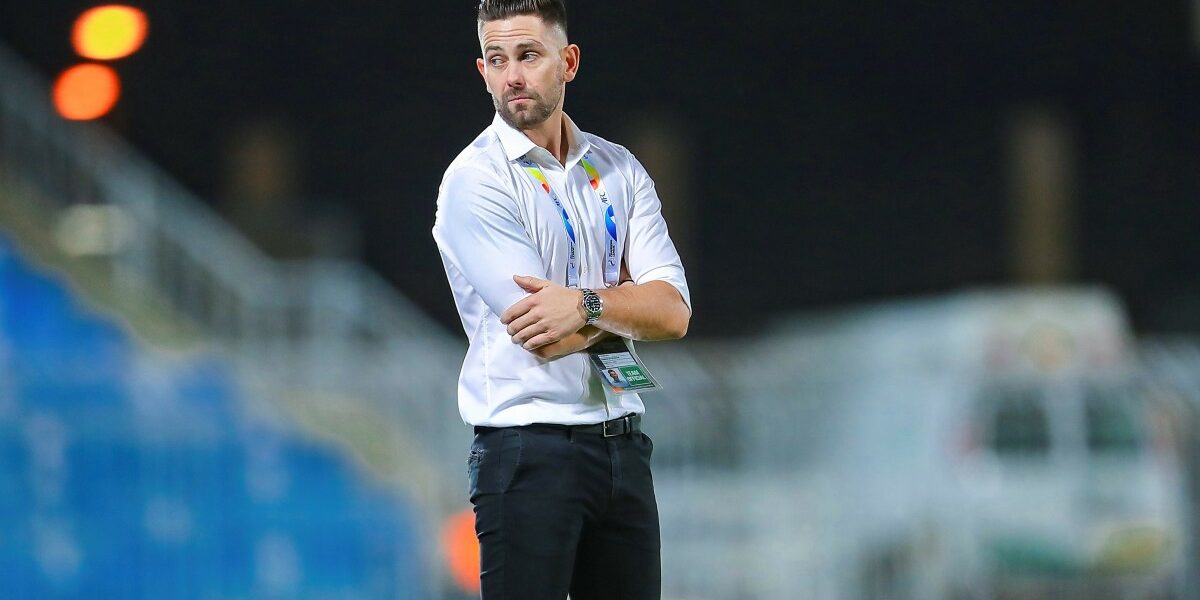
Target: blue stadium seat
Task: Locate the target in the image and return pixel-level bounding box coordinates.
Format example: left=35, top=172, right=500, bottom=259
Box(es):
left=0, top=231, right=425, bottom=598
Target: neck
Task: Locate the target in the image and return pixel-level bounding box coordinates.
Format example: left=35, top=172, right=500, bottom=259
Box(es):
left=522, top=111, right=569, bottom=166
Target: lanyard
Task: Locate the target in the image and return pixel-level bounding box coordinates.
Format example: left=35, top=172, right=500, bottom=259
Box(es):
left=518, top=152, right=620, bottom=288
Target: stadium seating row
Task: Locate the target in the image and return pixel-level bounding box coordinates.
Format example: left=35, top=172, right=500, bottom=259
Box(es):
left=0, top=233, right=424, bottom=599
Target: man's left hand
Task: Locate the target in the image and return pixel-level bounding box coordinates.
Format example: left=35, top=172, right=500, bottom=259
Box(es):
left=501, top=275, right=587, bottom=350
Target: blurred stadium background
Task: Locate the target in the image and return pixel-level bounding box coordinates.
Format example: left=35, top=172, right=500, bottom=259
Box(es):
left=2, top=2, right=1200, bottom=599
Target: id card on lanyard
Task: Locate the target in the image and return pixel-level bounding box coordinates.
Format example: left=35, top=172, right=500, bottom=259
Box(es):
left=587, top=337, right=662, bottom=395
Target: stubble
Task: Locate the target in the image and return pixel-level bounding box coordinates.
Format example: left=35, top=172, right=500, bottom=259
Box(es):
left=492, top=66, right=565, bottom=130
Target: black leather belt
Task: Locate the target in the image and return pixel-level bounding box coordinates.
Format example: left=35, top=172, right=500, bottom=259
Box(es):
left=574, top=413, right=642, bottom=438
left=475, top=414, right=642, bottom=438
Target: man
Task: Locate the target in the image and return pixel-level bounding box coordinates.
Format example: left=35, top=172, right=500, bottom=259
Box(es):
left=606, top=368, right=627, bottom=387
left=432, top=1, right=691, bottom=598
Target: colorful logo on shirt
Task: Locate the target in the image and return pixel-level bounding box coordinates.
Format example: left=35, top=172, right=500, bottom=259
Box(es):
left=520, top=160, right=552, bottom=194
left=581, top=158, right=603, bottom=191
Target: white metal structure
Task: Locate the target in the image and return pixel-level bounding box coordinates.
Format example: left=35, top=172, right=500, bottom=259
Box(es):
left=741, top=289, right=1188, bottom=599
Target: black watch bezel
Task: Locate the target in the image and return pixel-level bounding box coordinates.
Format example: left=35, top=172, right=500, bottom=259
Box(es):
left=581, top=288, right=603, bottom=323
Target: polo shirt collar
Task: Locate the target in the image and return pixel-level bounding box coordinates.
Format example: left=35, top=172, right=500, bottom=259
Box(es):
left=490, top=112, right=592, bottom=168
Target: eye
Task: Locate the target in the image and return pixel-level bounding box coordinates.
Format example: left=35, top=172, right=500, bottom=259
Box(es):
left=521, top=52, right=537, bottom=61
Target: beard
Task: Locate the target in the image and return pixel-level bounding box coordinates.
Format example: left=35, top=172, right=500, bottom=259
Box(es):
left=492, top=70, right=564, bottom=130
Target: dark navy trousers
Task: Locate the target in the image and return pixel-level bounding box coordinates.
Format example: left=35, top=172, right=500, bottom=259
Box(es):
left=467, top=423, right=661, bottom=600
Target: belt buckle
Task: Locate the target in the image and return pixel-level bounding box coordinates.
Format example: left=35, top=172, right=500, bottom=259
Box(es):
left=602, top=415, right=629, bottom=438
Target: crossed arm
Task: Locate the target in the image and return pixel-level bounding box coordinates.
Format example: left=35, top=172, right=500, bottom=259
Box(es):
left=435, top=156, right=690, bottom=362
left=500, top=272, right=691, bottom=360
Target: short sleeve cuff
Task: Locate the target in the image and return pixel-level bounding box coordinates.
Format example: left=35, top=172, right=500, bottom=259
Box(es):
left=636, top=266, right=692, bottom=314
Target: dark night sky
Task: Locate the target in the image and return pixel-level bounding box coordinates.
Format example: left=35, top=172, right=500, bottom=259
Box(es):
left=2, top=2, right=1199, bottom=336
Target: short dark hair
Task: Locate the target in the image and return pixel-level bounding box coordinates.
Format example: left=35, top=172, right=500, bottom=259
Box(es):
left=477, top=0, right=568, bottom=38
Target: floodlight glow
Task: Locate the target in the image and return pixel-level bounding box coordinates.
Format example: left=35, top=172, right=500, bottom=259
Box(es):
left=53, top=63, right=121, bottom=121
left=72, top=5, right=148, bottom=60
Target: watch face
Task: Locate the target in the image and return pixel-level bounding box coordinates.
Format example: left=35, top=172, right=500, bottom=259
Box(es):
left=584, top=291, right=602, bottom=316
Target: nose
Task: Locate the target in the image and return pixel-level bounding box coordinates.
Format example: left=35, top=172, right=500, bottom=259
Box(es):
left=504, top=62, right=525, bottom=89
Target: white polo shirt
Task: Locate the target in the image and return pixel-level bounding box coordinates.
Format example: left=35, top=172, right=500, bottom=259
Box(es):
left=432, top=113, right=691, bottom=427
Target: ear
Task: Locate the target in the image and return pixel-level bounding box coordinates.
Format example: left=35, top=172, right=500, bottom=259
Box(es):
left=562, top=44, right=580, bottom=83
left=476, top=57, right=491, bottom=94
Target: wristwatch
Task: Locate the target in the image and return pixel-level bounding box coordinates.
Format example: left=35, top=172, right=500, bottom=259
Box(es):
left=580, top=288, right=604, bottom=324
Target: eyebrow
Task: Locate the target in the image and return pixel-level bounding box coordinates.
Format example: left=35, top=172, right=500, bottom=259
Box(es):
left=484, top=41, right=546, bottom=54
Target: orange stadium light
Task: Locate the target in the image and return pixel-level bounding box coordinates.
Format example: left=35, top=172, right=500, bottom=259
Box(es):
left=53, top=63, right=121, bottom=121
left=441, top=509, right=481, bottom=594
left=72, top=5, right=148, bottom=60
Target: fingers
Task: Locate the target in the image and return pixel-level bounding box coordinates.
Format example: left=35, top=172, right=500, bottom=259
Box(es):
left=500, top=296, right=534, bottom=325
left=513, top=274, right=550, bottom=292
left=522, top=331, right=558, bottom=351
left=502, top=276, right=551, bottom=324
left=506, top=311, right=539, bottom=337
left=511, top=322, right=549, bottom=346
left=502, top=276, right=584, bottom=345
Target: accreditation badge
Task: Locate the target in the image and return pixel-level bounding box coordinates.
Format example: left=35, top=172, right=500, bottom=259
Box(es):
left=587, top=337, right=661, bottom=394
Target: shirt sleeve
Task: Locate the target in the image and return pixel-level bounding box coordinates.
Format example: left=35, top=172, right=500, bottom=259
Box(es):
left=624, top=150, right=692, bottom=313
left=433, top=166, right=549, bottom=317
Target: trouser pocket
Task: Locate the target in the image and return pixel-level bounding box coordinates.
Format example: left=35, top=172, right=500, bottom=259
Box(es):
left=468, top=429, right=523, bottom=502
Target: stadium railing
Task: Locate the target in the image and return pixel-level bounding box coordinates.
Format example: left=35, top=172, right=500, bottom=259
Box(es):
left=0, top=43, right=468, bottom=472
left=0, top=42, right=471, bottom=597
